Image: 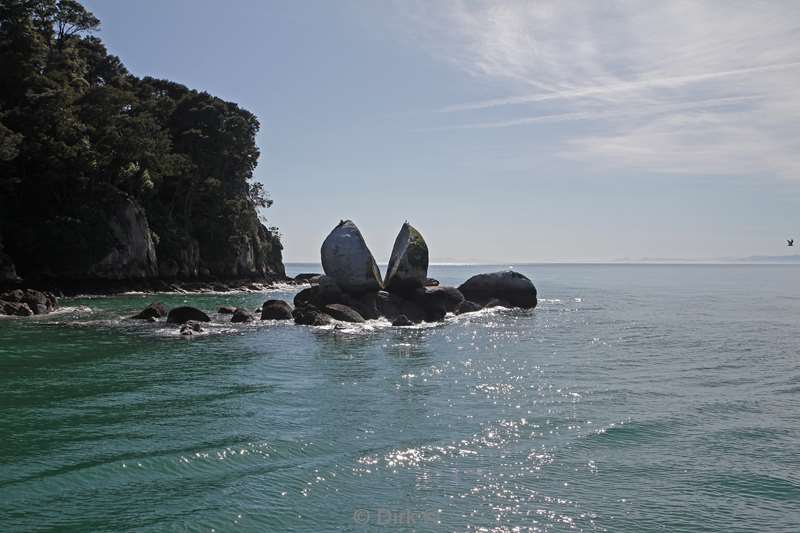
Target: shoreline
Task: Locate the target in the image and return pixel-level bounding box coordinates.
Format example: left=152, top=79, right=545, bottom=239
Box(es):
left=0, top=274, right=299, bottom=298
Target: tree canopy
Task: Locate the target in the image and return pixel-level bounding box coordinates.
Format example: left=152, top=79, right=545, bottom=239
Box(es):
left=0, top=0, right=282, bottom=280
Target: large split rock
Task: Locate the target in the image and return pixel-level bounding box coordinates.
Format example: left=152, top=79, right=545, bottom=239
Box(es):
left=384, top=222, right=429, bottom=293
left=458, top=271, right=537, bottom=309
left=321, top=220, right=382, bottom=294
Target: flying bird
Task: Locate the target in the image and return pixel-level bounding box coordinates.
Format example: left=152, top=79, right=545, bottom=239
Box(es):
left=788, top=239, right=794, bottom=247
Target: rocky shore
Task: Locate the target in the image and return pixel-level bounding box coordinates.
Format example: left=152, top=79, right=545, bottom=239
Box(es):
left=1, top=220, right=538, bottom=325
left=115, top=220, right=538, bottom=332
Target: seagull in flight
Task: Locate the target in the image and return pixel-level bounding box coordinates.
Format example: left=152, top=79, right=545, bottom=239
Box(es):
left=788, top=239, right=794, bottom=247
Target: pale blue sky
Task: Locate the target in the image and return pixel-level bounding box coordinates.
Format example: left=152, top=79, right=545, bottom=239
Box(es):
left=84, top=0, right=800, bottom=262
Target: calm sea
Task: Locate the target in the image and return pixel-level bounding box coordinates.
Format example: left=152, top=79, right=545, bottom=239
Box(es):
left=1, top=264, right=799, bottom=532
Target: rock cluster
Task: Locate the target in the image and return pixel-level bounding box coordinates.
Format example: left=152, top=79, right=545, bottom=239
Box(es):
left=0, top=289, right=58, bottom=316
left=52, top=220, right=538, bottom=331
left=289, top=220, right=537, bottom=326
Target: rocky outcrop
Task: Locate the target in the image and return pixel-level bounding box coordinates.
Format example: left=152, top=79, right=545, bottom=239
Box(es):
left=167, top=306, right=210, bottom=324
left=261, top=300, right=293, bottom=320
left=321, top=220, right=382, bottom=294
left=384, top=222, right=429, bottom=293
left=458, top=271, right=537, bottom=309
left=1, top=182, right=285, bottom=288
left=1, top=301, right=32, bottom=316
left=0, top=289, right=57, bottom=315
left=131, top=302, right=167, bottom=320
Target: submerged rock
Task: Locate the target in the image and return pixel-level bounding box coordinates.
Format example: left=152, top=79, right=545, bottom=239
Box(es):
left=131, top=302, right=167, bottom=320
left=231, top=308, right=255, bottom=323
left=392, top=314, right=413, bottom=327
left=455, top=300, right=482, bottom=314
left=384, top=222, right=429, bottom=293
left=458, top=271, right=537, bottom=309
left=180, top=320, right=204, bottom=335
left=323, top=303, right=365, bottom=323
left=218, top=306, right=237, bottom=314
left=167, top=306, right=210, bottom=324
left=261, top=300, right=293, bottom=320
left=321, top=220, right=382, bottom=294
left=292, top=306, right=333, bottom=326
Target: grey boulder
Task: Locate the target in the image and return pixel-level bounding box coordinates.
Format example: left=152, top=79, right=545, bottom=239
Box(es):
left=384, top=222, right=429, bottom=293
left=292, top=307, right=333, bottom=326
left=131, top=302, right=167, bottom=320
left=261, top=300, right=293, bottom=320
left=458, top=271, right=537, bottom=309
left=323, top=303, right=365, bottom=323
left=231, top=308, right=255, bottom=323
left=321, top=220, right=383, bottom=294
left=167, top=306, right=211, bottom=324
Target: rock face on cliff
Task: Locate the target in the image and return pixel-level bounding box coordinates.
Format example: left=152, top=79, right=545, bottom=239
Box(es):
left=0, top=236, right=19, bottom=282
left=384, top=222, right=429, bottom=293
left=87, top=191, right=159, bottom=279
left=1, top=186, right=285, bottom=284
left=321, top=220, right=382, bottom=294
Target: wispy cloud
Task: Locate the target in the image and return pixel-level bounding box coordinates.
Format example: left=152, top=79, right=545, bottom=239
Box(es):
left=399, top=0, right=800, bottom=178
left=440, top=62, right=800, bottom=113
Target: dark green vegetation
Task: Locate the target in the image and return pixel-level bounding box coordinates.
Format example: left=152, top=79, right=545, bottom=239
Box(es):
left=0, top=0, right=284, bottom=284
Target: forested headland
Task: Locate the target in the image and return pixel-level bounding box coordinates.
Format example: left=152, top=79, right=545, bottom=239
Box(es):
left=0, top=0, right=285, bottom=288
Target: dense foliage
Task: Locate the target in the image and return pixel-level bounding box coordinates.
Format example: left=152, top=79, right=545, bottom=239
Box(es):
left=0, top=0, right=283, bottom=280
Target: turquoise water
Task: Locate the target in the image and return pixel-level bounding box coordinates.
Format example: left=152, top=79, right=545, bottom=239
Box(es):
left=1, top=264, right=799, bottom=532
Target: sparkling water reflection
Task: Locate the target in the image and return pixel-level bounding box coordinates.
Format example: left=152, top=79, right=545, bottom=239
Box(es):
left=1, top=264, right=799, bottom=531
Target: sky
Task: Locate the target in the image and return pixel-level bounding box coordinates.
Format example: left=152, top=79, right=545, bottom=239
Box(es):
left=83, top=0, right=800, bottom=263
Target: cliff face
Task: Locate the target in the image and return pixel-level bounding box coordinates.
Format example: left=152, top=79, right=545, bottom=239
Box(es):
left=1, top=186, right=284, bottom=283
